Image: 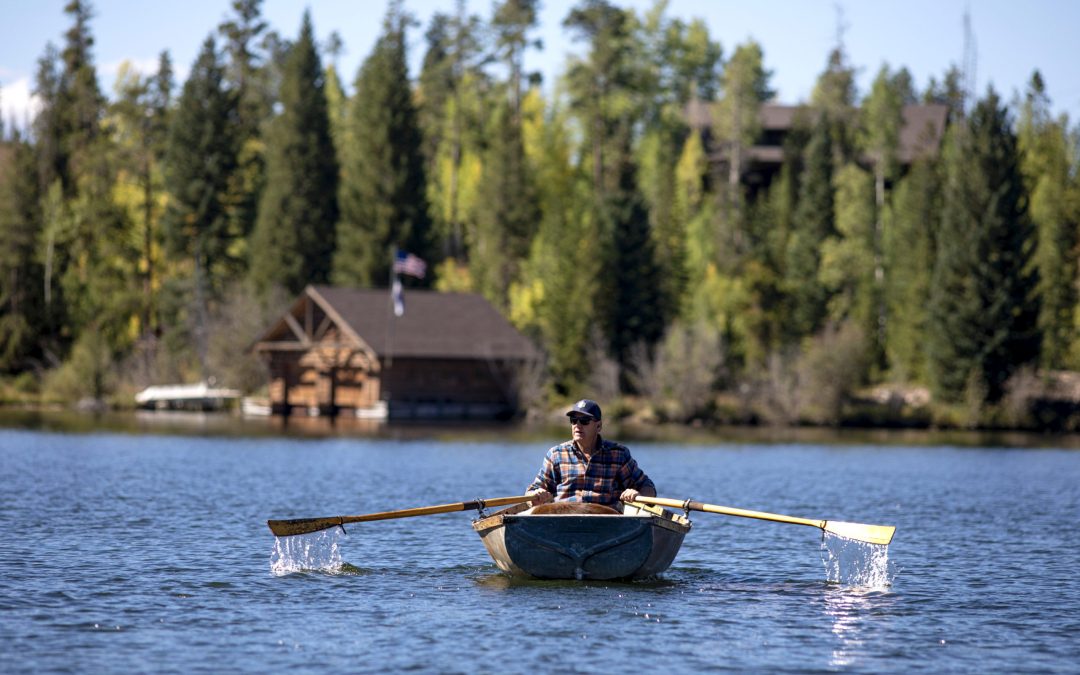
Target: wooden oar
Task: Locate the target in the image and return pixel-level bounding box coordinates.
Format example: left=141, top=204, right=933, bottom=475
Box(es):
left=267, top=495, right=533, bottom=537
left=630, top=496, right=896, bottom=546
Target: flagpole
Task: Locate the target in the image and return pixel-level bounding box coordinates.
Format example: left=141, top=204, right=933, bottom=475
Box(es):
left=384, top=248, right=425, bottom=387
left=386, top=246, right=396, bottom=370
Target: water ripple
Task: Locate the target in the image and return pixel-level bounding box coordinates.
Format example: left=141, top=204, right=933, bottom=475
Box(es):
left=2, top=431, right=1079, bottom=672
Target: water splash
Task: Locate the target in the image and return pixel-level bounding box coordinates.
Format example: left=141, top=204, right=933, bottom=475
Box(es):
left=270, top=528, right=346, bottom=576
left=821, top=533, right=895, bottom=587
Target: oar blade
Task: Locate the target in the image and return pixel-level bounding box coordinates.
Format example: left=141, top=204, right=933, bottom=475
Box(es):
left=268, top=517, right=342, bottom=537
left=824, top=520, right=896, bottom=546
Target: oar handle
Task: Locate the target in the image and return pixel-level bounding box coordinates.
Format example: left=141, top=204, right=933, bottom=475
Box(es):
left=338, top=495, right=532, bottom=524
left=633, top=496, right=824, bottom=528
left=631, top=496, right=895, bottom=546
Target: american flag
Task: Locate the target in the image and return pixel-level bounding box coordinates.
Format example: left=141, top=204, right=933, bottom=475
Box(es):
left=393, top=250, right=427, bottom=279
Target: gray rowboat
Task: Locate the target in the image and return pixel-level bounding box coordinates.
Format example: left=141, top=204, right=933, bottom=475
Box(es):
left=472, top=501, right=692, bottom=580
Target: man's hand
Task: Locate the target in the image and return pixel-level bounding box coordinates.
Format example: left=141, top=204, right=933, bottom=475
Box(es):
left=527, top=489, right=553, bottom=505
left=620, top=488, right=640, bottom=503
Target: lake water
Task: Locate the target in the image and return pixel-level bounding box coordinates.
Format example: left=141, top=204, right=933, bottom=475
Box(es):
left=2, top=419, right=1079, bottom=673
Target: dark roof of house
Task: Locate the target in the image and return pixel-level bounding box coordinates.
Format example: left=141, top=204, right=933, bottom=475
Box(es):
left=686, top=100, right=950, bottom=163
left=897, top=104, right=949, bottom=162
left=686, top=100, right=802, bottom=131
left=261, top=285, right=538, bottom=361
left=760, top=104, right=799, bottom=129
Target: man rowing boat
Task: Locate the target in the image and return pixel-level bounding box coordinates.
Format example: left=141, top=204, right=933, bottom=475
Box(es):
left=526, top=399, right=657, bottom=508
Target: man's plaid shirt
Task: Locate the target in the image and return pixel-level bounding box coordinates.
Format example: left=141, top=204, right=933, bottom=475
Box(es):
left=527, top=437, right=655, bottom=506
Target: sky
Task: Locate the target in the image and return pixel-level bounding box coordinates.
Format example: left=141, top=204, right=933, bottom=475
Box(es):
left=2, top=0, right=1079, bottom=131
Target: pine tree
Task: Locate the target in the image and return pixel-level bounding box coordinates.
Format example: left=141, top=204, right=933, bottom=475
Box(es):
left=218, top=0, right=272, bottom=248
left=819, top=163, right=877, bottom=361
left=635, top=8, right=721, bottom=318
left=924, top=65, right=966, bottom=125
left=636, top=125, right=682, bottom=306
left=859, top=64, right=907, bottom=365
left=810, top=47, right=857, bottom=166
left=60, top=145, right=139, bottom=350
left=562, top=0, right=669, bottom=386
left=927, top=88, right=1041, bottom=402
left=470, top=97, right=538, bottom=309
left=323, top=63, right=348, bottom=159
left=218, top=0, right=270, bottom=141
left=334, top=3, right=431, bottom=286
left=738, top=129, right=804, bottom=364
left=31, top=43, right=73, bottom=350
left=162, top=36, right=240, bottom=372
left=250, top=11, right=338, bottom=295
left=28, top=2, right=106, bottom=353
left=33, top=43, right=64, bottom=194
left=1017, top=71, right=1078, bottom=370
left=417, top=13, right=455, bottom=181
left=784, top=112, right=835, bottom=340
left=44, top=1, right=136, bottom=358
left=419, top=2, right=487, bottom=260
left=492, top=0, right=542, bottom=119
left=0, top=133, right=45, bottom=370
left=56, top=0, right=104, bottom=196
left=861, top=65, right=905, bottom=217
left=668, top=129, right=708, bottom=317
left=164, top=37, right=240, bottom=291
left=883, top=157, right=939, bottom=383
left=563, top=0, right=643, bottom=200
left=714, top=41, right=771, bottom=207
left=638, top=9, right=722, bottom=109
left=598, top=144, right=665, bottom=384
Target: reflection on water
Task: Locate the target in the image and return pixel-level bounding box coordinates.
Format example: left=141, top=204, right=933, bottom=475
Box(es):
left=471, top=571, right=677, bottom=591
left=821, top=533, right=895, bottom=587
left=270, top=529, right=347, bottom=575
left=823, top=585, right=898, bottom=668
left=820, top=536, right=900, bottom=668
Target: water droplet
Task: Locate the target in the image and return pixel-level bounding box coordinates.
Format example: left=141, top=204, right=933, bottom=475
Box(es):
left=821, top=534, right=895, bottom=587
left=270, top=529, right=347, bottom=575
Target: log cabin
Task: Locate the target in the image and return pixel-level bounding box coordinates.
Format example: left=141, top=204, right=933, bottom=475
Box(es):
left=251, top=285, right=539, bottom=419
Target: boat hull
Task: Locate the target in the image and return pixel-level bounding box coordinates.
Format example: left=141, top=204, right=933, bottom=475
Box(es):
left=472, top=502, right=691, bottom=580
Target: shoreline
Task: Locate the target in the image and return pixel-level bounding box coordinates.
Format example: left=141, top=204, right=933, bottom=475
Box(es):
left=2, top=405, right=1078, bottom=449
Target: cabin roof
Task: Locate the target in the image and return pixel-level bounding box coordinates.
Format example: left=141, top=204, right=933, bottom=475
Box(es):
left=255, top=285, right=539, bottom=361
left=686, top=100, right=950, bottom=163
left=896, top=104, right=949, bottom=162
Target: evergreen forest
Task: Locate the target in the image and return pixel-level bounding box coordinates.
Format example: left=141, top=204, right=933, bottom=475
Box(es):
left=2, top=0, right=1079, bottom=430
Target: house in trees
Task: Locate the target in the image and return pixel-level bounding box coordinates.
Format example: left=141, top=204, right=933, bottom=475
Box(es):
left=686, top=101, right=950, bottom=192
left=251, top=285, right=538, bottom=419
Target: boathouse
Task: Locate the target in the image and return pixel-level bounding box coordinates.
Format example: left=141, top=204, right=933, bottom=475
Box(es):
left=251, top=285, right=539, bottom=419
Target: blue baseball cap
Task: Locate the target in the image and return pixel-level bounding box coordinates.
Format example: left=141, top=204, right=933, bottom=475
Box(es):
left=566, top=399, right=601, bottom=421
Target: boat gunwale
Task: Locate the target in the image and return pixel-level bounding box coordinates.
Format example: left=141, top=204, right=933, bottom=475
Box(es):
left=472, top=502, right=692, bottom=535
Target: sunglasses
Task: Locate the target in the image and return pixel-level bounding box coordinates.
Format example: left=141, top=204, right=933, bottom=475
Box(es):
left=569, top=417, right=594, bottom=426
